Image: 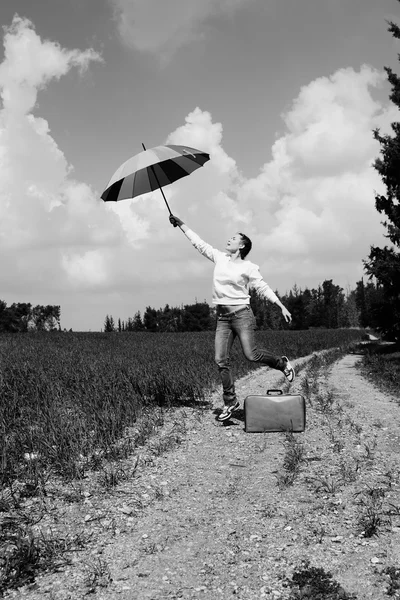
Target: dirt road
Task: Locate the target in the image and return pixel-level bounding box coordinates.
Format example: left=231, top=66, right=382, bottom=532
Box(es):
left=7, top=352, right=400, bottom=599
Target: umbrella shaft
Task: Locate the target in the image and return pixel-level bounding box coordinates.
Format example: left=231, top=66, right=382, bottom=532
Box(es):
left=154, top=173, right=172, bottom=215
left=141, top=143, right=172, bottom=215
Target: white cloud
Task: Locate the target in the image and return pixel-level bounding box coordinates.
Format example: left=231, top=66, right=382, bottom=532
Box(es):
left=0, top=16, right=145, bottom=297
left=235, top=65, right=395, bottom=286
left=110, top=0, right=254, bottom=59
left=0, top=15, right=396, bottom=329
left=0, top=15, right=102, bottom=116
left=62, top=250, right=108, bottom=288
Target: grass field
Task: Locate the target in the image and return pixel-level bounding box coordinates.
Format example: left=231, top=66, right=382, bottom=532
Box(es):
left=0, top=329, right=364, bottom=488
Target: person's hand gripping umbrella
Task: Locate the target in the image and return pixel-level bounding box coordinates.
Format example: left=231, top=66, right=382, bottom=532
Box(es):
left=101, top=144, right=210, bottom=224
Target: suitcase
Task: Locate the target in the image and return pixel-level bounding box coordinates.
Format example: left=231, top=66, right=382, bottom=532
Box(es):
left=244, top=389, right=306, bottom=433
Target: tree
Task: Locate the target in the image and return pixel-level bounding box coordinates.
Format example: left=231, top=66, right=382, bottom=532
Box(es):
left=132, top=311, right=145, bottom=331
left=0, top=302, right=60, bottom=332
left=321, top=280, right=344, bottom=329
left=340, top=288, right=360, bottom=328
left=364, top=14, right=400, bottom=340
left=143, top=307, right=159, bottom=332
left=283, top=285, right=309, bottom=330
left=104, top=315, right=115, bottom=332
left=250, top=289, right=285, bottom=330
left=181, top=302, right=213, bottom=331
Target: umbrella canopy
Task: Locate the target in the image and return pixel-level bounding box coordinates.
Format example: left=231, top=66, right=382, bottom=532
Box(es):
left=101, top=144, right=210, bottom=204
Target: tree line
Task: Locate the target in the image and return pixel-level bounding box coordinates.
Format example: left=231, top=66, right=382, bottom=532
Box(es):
left=103, top=278, right=383, bottom=333
left=0, top=302, right=61, bottom=333
left=362, top=12, right=400, bottom=342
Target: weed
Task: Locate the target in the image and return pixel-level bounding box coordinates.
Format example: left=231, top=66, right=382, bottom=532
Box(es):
left=314, top=391, right=335, bottom=413
left=255, top=440, right=268, bottom=453
left=153, top=485, right=165, bottom=501
left=276, top=431, right=305, bottom=488
left=282, top=431, right=306, bottom=472
left=311, top=525, right=326, bottom=544
left=84, top=557, right=112, bottom=591
left=276, top=471, right=298, bottom=489
left=357, top=504, right=388, bottom=538
left=0, top=487, right=18, bottom=512
left=326, top=423, right=346, bottom=453
left=383, top=566, right=400, bottom=596
left=142, top=541, right=158, bottom=555
left=354, top=486, right=390, bottom=538
left=300, top=377, right=312, bottom=404
left=286, top=560, right=357, bottom=599
left=387, top=503, right=400, bottom=517
left=338, top=458, right=360, bottom=483
left=97, top=465, right=129, bottom=489
left=0, top=525, right=87, bottom=594
left=346, top=418, right=363, bottom=435
left=363, top=439, right=378, bottom=460
left=307, top=475, right=342, bottom=494
left=60, top=483, right=85, bottom=504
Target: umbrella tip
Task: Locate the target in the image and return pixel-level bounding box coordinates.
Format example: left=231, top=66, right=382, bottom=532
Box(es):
left=142, top=143, right=146, bottom=151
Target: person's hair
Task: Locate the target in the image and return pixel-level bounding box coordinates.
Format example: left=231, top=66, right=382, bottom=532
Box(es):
left=238, top=233, right=252, bottom=259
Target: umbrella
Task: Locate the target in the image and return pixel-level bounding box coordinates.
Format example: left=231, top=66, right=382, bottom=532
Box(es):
left=101, top=143, right=210, bottom=218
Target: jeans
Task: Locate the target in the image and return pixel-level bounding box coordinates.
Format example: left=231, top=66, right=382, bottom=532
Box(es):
left=215, top=306, right=285, bottom=405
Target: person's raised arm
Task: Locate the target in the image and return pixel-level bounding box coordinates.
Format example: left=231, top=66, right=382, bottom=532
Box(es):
left=169, top=214, right=220, bottom=263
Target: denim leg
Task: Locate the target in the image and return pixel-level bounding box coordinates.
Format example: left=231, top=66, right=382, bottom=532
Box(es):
left=233, top=308, right=285, bottom=370
left=215, top=318, right=237, bottom=405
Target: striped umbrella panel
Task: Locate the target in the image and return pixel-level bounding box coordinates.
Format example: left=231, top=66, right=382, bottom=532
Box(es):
left=102, top=154, right=209, bottom=202
left=104, top=145, right=207, bottom=189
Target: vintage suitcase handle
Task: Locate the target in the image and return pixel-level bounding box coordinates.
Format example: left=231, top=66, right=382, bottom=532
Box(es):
left=266, top=389, right=283, bottom=395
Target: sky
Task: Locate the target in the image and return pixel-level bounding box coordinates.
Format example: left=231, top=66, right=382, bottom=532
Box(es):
left=0, top=0, right=399, bottom=331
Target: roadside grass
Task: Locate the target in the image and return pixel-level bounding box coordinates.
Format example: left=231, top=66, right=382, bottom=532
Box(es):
left=287, top=560, right=357, bottom=599
left=357, top=342, right=400, bottom=398
left=0, top=523, right=88, bottom=595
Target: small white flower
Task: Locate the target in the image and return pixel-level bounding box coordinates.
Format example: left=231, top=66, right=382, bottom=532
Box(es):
left=23, top=452, right=39, bottom=461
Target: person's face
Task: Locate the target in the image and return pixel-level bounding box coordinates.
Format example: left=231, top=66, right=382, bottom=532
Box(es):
left=225, top=233, right=244, bottom=254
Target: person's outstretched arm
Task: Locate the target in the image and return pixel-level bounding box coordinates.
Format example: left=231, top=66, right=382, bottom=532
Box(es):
left=169, top=214, right=221, bottom=263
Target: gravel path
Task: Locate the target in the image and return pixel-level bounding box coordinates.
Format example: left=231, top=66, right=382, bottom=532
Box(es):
left=6, top=352, right=400, bottom=600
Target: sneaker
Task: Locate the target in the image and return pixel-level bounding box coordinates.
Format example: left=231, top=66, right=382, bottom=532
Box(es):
left=217, top=401, right=240, bottom=422
left=282, top=356, right=295, bottom=382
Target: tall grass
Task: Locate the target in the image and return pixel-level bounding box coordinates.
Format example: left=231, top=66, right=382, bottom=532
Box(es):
left=359, top=346, right=400, bottom=397
left=0, top=329, right=363, bottom=486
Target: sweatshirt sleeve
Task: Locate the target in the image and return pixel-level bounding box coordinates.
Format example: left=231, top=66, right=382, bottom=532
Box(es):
left=248, top=264, right=279, bottom=304
left=183, top=228, right=222, bottom=263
